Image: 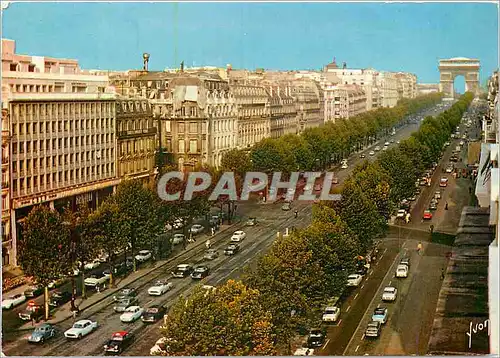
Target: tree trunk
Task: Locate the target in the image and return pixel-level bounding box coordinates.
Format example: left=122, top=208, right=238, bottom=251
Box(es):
left=132, top=240, right=137, bottom=272
left=44, top=286, right=50, bottom=321
left=81, top=263, right=87, bottom=299
left=109, top=255, right=114, bottom=287
left=70, top=275, right=77, bottom=311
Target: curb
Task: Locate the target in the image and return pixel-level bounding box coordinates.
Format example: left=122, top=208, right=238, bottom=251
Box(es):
left=16, top=221, right=240, bottom=331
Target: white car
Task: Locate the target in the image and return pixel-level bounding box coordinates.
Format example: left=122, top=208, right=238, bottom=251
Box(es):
left=173, top=219, right=184, bottom=230
left=148, top=280, right=174, bottom=296
left=396, top=264, right=408, bottom=278
left=446, top=166, right=453, bottom=173
left=341, top=163, right=348, bottom=169
left=396, top=209, right=406, bottom=218
left=120, top=306, right=144, bottom=323
left=347, top=274, right=363, bottom=287
left=135, top=250, right=152, bottom=262
left=64, top=319, right=98, bottom=339
left=190, top=224, right=204, bottom=234
left=230, top=230, right=246, bottom=242
left=374, top=146, right=381, bottom=151
left=2, top=293, right=26, bottom=309
left=84, top=259, right=102, bottom=271
left=171, top=234, right=185, bottom=245
left=382, top=145, right=388, bottom=151
left=384, top=142, right=390, bottom=146
left=84, top=274, right=109, bottom=287
left=322, top=306, right=340, bottom=323
left=150, top=337, right=171, bottom=355
left=294, top=348, right=315, bottom=356
left=382, top=286, right=398, bottom=301
left=369, top=151, right=375, bottom=156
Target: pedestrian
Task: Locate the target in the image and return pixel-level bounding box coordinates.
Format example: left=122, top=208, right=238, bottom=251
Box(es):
left=445, top=202, right=448, bottom=210
left=182, top=237, right=187, bottom=250
left=440, top=268, right=445, bottom=280
left=417, top=242, right=423, bottom=254
left=72, top=310, right=77, bottom=322
left=430, top=224, right=434, bottom=234
left=206, top=239, right=211, bottom=249
left=211, top=227, right=215, bottom=236
left=294, top=210, right=298, bottom=218
left=96, top=285, right=100, bottom=294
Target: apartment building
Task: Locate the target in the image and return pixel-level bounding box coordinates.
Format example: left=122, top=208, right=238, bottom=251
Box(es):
left=2, top=107, right=11, bottom=266
left=1, top=39, right=119, bottom=268
left=116, top=98, right=157, bottom=180
left=266, top=82, right=297, bottom=138
left=375, top=71, right=399, bottom=107
left=324, top=83, right=367, bottom=122
left=395, top=72, right=418, bottom=99
left=291, top=79, right=323, bottom=131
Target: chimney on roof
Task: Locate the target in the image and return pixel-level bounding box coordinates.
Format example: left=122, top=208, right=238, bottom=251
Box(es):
left=142, top=53, right=150, bottom=71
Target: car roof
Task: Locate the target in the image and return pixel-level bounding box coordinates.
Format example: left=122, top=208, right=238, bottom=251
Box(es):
left=75, top=319, right=91, bottom=324
left=397, top=265, right=408, bottom=269
left=374, top=308, right=386, bottom=314
left=112, top=331, right=129, bottom=338
left=384, top=287, right=396, bottom=291
left=126, top=306, right=140, bottom=310
left=177, top=264, right=191, bottom=268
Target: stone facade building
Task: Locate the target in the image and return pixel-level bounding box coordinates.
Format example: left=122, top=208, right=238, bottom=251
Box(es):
left=266, top=83, right=297, bottom=138
left=324, top=84, right=367, bottom=122
left=116, top=98, right=157, bottom=180
left=375, top=71, right=399, bottom=108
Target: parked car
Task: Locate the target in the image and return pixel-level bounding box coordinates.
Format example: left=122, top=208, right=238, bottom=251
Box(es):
left=120, top=306, right=144, bottom=323
left=135, top=250, right=152, bottom=262
left=230, top=230, right=246, bottom=242
left=371, top=307, right=388, bottom=324
left=382, top=286, right=398, bottom=301
left=365, top=321, right=382, bottom=338
left=2, top=293, right=26, bottom=310
left=148, top=280, right=173, bottom=296
left=369, top=150, right=375, bottom=156
left=171, top=234, right=185, bottom=245
left=84, top=259, right=102, bottom=271
left=347, top=274, right=363, bottom=287
left=141, top=305, right=167, bottom=323
left=434, top=191, right=442, bottom=199
left=307, top=328, right=326, bottom=348
left=27, top=323, right=56, bottom=343
left=114, top=297, right=139, bottom=313
left=49, top=290, right=72, bottom=308
left=281, top=202, right=291, bottom=211
left=293, top=348, right=315, bottom=356
left=103, top=331, right=134, bottom=355
left=400, top=257, right=410, bottom=268
left=173, top=219, right=184, bottom=230
left=172, top=264, right=194, bottom=278
left=190, top=224, right=204, bottom=235
left=396, top=209, right=407, bottom=219
left=374, top=146, right=381, bottom=151
left=359, top=153, right=366, bottom=159
left=322, top=305, right=340, bottom=323
left=191, top=266, right=210, bottom=280
left=24, top=285, right=44, bottom=298
left=224, top=243, right=240, bottom=256
left=341, top=163, right=348, bottom=169
left=429, top=200, right=438, bottom=211
left=19, top=301, right=44, bottom=321
left=395, top=264, right=409, bottom=278
left=64, top=319, right=98, bottom=339
left=203, top=249, right=219, bottom=261
left=84, top=273, right=109, bottom=288
left=150, top=337, right=172, bottom=356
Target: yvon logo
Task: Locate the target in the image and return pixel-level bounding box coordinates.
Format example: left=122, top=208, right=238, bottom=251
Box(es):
left=466, top=319, right=491, bottom=349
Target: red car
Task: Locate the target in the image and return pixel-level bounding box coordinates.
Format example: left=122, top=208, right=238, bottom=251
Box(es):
left=423, top=210, right=433, bottom=220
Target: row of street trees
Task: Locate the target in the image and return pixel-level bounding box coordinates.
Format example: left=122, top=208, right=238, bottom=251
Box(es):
left=157, top=93, right=475, bottom=355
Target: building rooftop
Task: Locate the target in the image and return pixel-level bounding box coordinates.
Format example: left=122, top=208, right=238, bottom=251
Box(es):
left=427, top=206, right=494, bottom=355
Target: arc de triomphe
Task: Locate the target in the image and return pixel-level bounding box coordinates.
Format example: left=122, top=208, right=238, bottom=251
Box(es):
left=439, top=57, right=480, bottom=98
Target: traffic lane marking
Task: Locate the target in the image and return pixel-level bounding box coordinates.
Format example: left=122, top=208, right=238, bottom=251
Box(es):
left=346, top=305, right=351, bottom=312
left=322, top=339, right=330, bottom=349
left=355, top=345, right=360, bottom=352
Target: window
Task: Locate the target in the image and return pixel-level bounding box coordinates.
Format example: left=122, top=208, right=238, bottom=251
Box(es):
left=9, top=63, right=17, bottom=71
left=189, top=140, right=197, bottom=153
left=178, top=123, right=185, bottom=133
left=178, top=140, right=185, bottom=153
left=165, top=121, right=171, bottom=132
left=190, top=122, right=197, bottom=133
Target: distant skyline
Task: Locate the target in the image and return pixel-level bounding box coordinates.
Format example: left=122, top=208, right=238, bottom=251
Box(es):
left=2, top=2, right=498, bottom=89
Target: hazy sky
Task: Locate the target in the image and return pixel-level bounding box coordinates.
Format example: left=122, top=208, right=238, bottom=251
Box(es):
left=2, top=2, right=498, bottom=87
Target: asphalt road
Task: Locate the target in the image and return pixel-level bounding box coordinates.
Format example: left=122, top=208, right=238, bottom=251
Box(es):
left=3, top=101, right=453, bottom=356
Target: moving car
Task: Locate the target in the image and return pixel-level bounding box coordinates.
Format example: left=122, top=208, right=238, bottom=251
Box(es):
left=24, top=285, right=43, bottom=298
left=445, top=166, right=454, bottom=173
left=27, top=323, right=56, bottom=343
left=103, top=331, right=134, bottom=355
left=384, top=141, right=390, bottom=146
left=171, top=234, right=185, bottom=245
left=440, top=177, right=449, bottom=187
left=49, top=290, right=72, bottom=308
left=120, top=306, right=144, bottom=323
left=369, top=151, right=375, bottom=156
left=113, top=288, right=137, bottom=302
left=148, top=280, right=173, bottom=296
left=371, top=307, right=388, bottom=324
left=113, top=297, right=139, bottom=313
left=281, top=202, right=291, bottom=211
left=434, top=191, right=441, bottom=199
left=395, top=264, right=409, bottom=278
left=382, top=287, right=397, bottom=301
left=429, top=199, right=438, bottom=211
left=135, top=250, right=152, bottom=262
left=2, top=293, right=26, bottom=309
left=191, top=266, right=210, bottom=280
left=224, top=243, right=240, bottom=256
left=190, top=224, right=204, bottom=235
left=246, top=217, right=257, bottom=226
left=322, top=306, right=340, bottom=323
left=141, top=305, right=167, bottom=323
left=307, top=328, right=326, bottom=348
left=64, top=319, right=98, bottom=339
left=172, top=264, right=194, bottom=278
left=365, top=321, right=382, bottom=338
left=230, top=230, right=246, bottom=242
left=347, top=274, right=363, bottom=287
left=423, top=210, right=433, bottom=220
left=203, top=249, right=219, bottom=261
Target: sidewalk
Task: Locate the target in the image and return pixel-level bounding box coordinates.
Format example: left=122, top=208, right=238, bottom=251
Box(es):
left=15, top=221, right=239, bottom=331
